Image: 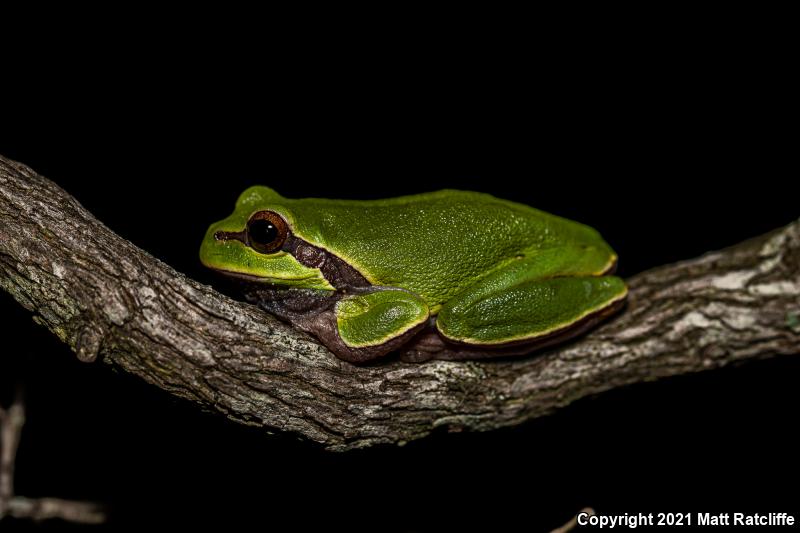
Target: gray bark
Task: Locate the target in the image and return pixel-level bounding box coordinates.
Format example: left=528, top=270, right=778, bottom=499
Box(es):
left=1, top=155, right=798, bottom=451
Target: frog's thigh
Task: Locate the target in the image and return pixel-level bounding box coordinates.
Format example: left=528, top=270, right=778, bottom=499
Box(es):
left=335, top=289, right=429, bottom=349
left=437, top=252, right=626, bottom=345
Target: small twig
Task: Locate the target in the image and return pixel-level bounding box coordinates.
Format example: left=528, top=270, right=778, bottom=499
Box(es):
left=3, top=497, right=105, bottom=524
left=551, top=508, right=595, bottom=533
left=0, top=387, right=24, bottom=515
left=0, top=386, right=106, bottom=524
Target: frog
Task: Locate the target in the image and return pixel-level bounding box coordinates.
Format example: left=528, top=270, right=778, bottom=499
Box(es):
left=200, top=186, right=627, bottom=363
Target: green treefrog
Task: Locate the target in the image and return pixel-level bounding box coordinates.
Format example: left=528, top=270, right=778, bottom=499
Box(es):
left=200, top=187, right=627, bottom=363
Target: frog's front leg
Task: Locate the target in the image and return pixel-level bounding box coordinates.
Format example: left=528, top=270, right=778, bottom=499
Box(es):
left=298, top=288, right=430, bottom=363
left=410, top=246, right=627, bottom=361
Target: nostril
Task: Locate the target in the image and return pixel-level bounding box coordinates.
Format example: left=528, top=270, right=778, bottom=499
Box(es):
left=214, top=231, right=226, bottom=241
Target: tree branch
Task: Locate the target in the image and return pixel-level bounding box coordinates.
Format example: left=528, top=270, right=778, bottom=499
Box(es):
left=1, top=155, right=798, bottom=451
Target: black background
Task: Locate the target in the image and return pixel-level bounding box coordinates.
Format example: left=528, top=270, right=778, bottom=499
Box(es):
left=1, top=22, right=798, bottom=532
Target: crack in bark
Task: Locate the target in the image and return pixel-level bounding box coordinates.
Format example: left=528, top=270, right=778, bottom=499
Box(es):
left=1, top=155, right=799, bottom=450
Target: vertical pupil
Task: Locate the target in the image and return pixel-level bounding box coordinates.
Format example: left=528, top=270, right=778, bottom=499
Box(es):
left=249, top=219, right=277, bottom=244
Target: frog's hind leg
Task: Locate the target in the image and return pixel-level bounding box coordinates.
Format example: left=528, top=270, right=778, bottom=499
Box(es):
left=411, top=247, right=627, bottom=361
left=430, top=276, right=626, bottom=360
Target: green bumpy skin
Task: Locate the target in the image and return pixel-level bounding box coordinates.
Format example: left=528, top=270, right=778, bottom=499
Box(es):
left=200, top=186, right=628, bottom=362
left=335, top=290, right=429, bottom=348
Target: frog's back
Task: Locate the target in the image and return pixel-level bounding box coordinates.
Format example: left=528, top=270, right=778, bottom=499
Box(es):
left=283, top=189, right=608, bottom=309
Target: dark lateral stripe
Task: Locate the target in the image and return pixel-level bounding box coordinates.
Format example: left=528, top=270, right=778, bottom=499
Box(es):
left=215, top=227, right=372, bottom=291
left=282, top=235, right=372, bottom=290
left=214, top=229, right=247, bottom=244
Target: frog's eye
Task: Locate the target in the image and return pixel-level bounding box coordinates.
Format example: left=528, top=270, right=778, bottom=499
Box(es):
left=246, top=211, right=288, bottom=254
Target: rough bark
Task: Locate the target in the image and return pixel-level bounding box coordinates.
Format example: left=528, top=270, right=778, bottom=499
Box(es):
left=1, top=155, right=798, bottom=451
